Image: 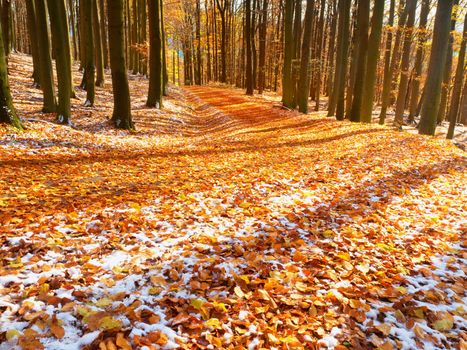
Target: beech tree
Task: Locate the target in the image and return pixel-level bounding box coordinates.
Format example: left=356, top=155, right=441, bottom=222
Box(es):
left=47, top=0, right=72, bottom=124
left=108, top=0, right=133, bottom=130
left=0, top=13, right=22, bottom=129
left=147, top=0, right=163, bottom=108
left=419, top=0, right=455, bottom=135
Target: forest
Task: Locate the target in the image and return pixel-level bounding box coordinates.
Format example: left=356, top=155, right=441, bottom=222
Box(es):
left=0, top=0, right=466, bottom=349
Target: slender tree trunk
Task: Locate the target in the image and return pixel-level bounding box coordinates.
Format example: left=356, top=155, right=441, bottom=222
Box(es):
left=93, top=0, right=105, bottom=87
left=360, top=0, right=384, bottom=123
left=147, top=0, right=163, bottom=107
left=282, top=0, right=294, bottom=107
left=195, top=0, right=202, bottom=85
left=379, top=0, right=406, bottom=124
left=419, top=0, right=454, bottom=135
left=447, top=13, right=467, bottom=139
left=0, top=14, right=22, bottom=128
left=1, top=0, right=11, bottom=57
left=245, top=0, right=254, bottom=95
left=35, top=0, right=56, bottom=112
left=47, top=0, right=72, bottom=124
left=98, top=0, right=108, bottom=68
left=407, top=0, right=429, bottom=123
left=335, top=0, right=351, bottom=120
left=393, top=0, right=417, bottom=126
left=298, top=0, right=315, bottom=113
left=83, top=0, right=95, bottom=106
left=25, top=0, right=40, bottom=86
left=349, top=0, right=370, bottom=122
left=437, top=0, right=459, bottom=124
left=257, top=0, right=267, bottom=94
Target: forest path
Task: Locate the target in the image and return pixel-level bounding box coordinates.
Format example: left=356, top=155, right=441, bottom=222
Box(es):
left=0, top=55, right=466, bottom=350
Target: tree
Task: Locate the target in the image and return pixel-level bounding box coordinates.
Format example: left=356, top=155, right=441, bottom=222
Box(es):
left=437, top=0, right=459, bottom=124
left=328, top=0, right=351, bottom=120
left=447, top=13, right=467, bottom=139
left=379, top=0, right=407, bottom=124
left=107, top=0, right=133, bottom=130
left=407, top=0, right=429, bottom=123
left=83, top=0, right=95, bottom=106
left=349, top=0, right=370, bottom=122
left=419, top=0, right=454, bottom=135
left=297, top=0, right=314, bottom=113
left=245, top=0, right=254, bottom=95
left=393, top=0, right=417, bottom=126
left=93, top=0, right=105, bottom=87
left=360, top=0, right=384, bottom=123
left=257, top=0, right=268, bottom=94
left=25, top=0, right=40, bottom=86
left=47, top=0, right=72, bottom=124
left=147, top=0, right=163, bottom=108
left=34, top=0, right=56, bottom=112
left=282, top=0, right=294, bottom=108
left=216, top=0, right=228, bottom=83
left=0, top=15, right=22, bottom=129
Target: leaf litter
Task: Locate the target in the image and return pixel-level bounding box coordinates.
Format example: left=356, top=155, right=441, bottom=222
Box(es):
left=0, top=53, right=466, bottom=349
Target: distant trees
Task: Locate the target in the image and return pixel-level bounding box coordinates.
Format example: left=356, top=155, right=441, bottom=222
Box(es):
left=1, top=0, right=466, bottom=139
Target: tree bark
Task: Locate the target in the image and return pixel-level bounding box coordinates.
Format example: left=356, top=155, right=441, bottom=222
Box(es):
left=35, top=0, right=56, bottom=112
left=147, top=0, right=163, bottom=107
left=47, top=0, right=72, bottom=124
left=0, top=13, right=22, bottom=129
left=245, top=0, right=254, bottom=95
left=360, top=0, right=384, bottom=123
left=447, top=13, right=466, bottom=139
left=108, top=0, right=133, bottom=129
left=83, top=0, right=95, bottom=106
left=407, top=0, right=429, bottom=123
left=419, top=0, right=454, bottom=135
left=298, top=0, right=315, bottom=113
left=393, top=0, right=417, bottom=126
left=349, top=0, right=370, bottom=122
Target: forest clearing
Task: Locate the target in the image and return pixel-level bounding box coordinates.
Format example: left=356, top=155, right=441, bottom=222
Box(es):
left=0, top=0, right=466, bottom=349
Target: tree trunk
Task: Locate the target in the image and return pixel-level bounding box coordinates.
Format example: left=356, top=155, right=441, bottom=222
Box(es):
left=282, top=0, right=294, bottom=108
left=108, top=0, right=133, bottom=129
left=257, top=0, right=267, bottom=94
left=393, top=0, right=417, bottom=126
left=83, top=0, right=95, bottom=106
left=47, top=0, right=72, bottom=124
left=349, top=0, right=370, bottom=122
left=99, top=0, right=108, bottom=68
left=245, top=0, right=254, bottom=95
left=447, top=13, right=466, bottom=139
left=93, top=0, right=105, bottom=87
left=437, top=0, right=459, bottom=124
left=360, top=0, right=384, bottom=123
left=35, top=0, right=56, bottom=112
left=407, top=0, right=429, bottom=123
left=147, top=0, right=163, bottom=107
left=379, top=0, right=406, bottom=124
left=419, top=0, right=454, bottom=135
left=298, top=0, right=315, bottom=113
left=25, top=0, right=40, bottom=86
left=0, top=14, right=22, bottom=129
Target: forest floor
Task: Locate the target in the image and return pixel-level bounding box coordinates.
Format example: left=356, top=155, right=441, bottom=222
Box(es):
left=0, top=53, right=466, bottom=350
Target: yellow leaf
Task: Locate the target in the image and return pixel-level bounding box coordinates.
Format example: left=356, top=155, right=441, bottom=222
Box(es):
left=6, top=329, right=21, bottom=341
left=95, top=298, right=112, bottom=308
left=322, top=230, right=335, bottom=238
left=99, top=316, right=122, bottom=330
left=205, top=318, right=222, bottom=329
